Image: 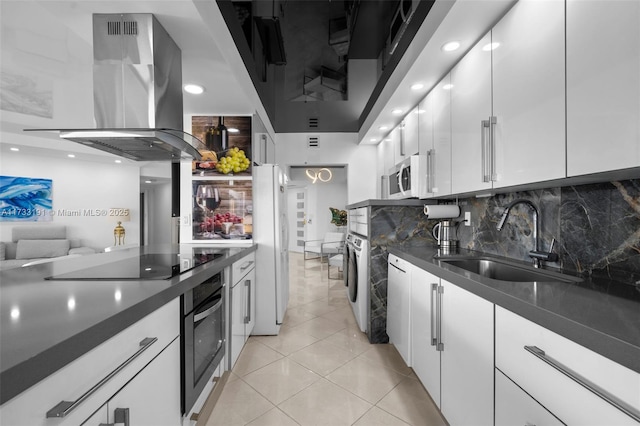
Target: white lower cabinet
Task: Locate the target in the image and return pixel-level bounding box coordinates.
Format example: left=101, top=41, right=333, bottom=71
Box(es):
left=410, top=267, right=441, bottom=406
left=496, top=306, right=640, bottom=425
left=404, top=262, right=494, bottom=426
left=95, top=338, right=182, bottom=426
left=386, top=254, right=412, bottom=366
left=440, top=280, right=494, bottom=426
left=495, top=368, right=563, bottom=426
left=230, top=252, right=256, bottom=368
left=0, top=299, right=180, bottom=426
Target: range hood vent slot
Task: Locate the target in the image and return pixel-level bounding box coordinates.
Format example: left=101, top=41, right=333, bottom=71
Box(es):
left=308, top=117, right=319, bottom=128
left=107, top=19, right=139, bottom=36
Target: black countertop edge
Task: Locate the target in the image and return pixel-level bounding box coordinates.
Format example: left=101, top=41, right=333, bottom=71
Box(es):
left=0, top=244, right=257, bottom=406
left=387, top=246, right=640, bottom=375
left=346, top=199, right=435, bottom=209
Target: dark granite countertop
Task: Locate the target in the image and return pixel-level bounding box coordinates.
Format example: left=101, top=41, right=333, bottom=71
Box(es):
left=388, top=245, right=640, bottom=374
left=0, top=243, right=257, bottom=405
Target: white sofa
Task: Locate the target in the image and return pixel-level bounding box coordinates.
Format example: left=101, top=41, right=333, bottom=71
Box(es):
left=0, top=225, right=96, bottom=270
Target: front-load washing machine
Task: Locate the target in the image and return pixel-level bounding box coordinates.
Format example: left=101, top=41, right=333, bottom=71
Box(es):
left=346, top=233, right=368, bottom=333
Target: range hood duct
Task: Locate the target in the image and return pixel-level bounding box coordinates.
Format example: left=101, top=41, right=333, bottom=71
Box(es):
left=25, top=14, right=203, bottom=162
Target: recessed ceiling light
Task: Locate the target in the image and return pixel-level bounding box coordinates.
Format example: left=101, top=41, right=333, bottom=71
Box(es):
left=482, top=42, right=500, bottom=51
left=114, top=159, right=122, bottom=164
left=411, top=83, right=424, bottom=91
left=442, top=41, right=461, bottom=52
left=391, top=109, right=403, bottom=115
left=414, top=109, right=426, bottom=114
left=10, top=147, right=19, bottom=152
left=370, top=138, right=378, bottom=142
left=67, top=154, right=75, bottom=158
left=228, top=128, right=240, bottom=133
left=184, top=84, right=204, bottom=95
left=443, top=84, right=454, bottom=90
left=145, top=180, right=153, bottom=184
left=379, top=126, right=389, bottom=130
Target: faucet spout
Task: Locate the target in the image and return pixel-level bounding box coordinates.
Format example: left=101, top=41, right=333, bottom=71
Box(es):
left=496, top=199, right=541, bottom=266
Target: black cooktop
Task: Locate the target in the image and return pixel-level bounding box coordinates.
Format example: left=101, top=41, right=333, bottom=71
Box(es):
left=46, top=250, right=223, bottom=281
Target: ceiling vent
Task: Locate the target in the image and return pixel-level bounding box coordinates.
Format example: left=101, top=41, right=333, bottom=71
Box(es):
left=308, top=136, right=319, bottom=148
left=308, top=117, right=319, bottom=129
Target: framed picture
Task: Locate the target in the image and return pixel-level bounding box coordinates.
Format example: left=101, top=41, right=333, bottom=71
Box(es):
left=0, top=175, right=53, bottom=221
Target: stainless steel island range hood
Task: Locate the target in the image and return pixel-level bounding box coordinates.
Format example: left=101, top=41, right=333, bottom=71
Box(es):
left=25, top=13, right=203, bottom=162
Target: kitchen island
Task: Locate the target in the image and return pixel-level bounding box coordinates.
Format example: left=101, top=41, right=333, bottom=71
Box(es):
left=0, top=243, right=256, bottom=407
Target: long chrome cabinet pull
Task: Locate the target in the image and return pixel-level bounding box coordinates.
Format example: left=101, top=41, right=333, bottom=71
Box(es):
left=430, top=283, right=438, bottom=346
left=481, top=120, right=491, bottom=182
left=46, top=338, right=157, bottom=418
left=244, top=279, right=251, bottom=324
left=436, top=285, right=444, bottom=351
left=489, top=116, right=498, bottom=182
left=524, top=345, right=640, bottom=422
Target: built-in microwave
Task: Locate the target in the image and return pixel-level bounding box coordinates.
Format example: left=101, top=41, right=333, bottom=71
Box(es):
left=386, top=155, right=428, bottom=199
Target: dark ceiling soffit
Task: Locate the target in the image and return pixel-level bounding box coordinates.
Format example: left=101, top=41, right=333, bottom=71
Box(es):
left=358, top=0, right=436, bottom=129
left=216, top=0, right=277, bottom=125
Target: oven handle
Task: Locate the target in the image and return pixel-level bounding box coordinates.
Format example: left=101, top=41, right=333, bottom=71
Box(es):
left=194, top=297, right=223, bottom=323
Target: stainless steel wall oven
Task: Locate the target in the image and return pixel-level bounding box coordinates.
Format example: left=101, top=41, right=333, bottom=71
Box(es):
left=181, top=271, right=225, bottom=415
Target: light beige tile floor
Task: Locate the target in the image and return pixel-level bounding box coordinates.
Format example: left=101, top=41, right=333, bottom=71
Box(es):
left=204, top=252, right=447, bottom=426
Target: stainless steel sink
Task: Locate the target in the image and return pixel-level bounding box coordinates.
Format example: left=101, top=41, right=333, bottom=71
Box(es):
left=440, top=258, right=582, bottom=283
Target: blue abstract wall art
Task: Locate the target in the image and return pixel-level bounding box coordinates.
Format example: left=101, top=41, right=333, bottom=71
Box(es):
left=0, top=176, right=53, bottom=221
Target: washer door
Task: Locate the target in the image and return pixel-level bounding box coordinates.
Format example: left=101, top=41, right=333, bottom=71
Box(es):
left=347, top=245, right=358, bottom=303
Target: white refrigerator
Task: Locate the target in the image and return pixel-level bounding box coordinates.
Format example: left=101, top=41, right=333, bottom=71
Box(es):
left=252, top=165, right=289, bottom=335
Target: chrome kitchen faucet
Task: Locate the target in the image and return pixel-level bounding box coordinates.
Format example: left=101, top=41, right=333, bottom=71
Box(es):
left=496, top=199, right=558, bottom=268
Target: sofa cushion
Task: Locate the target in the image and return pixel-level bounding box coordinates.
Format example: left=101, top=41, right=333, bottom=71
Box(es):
left=12, top=226, right=66, bottom=242
left=15, top=239, right=70, bottom=259
left=69, top=247, right=96, bottom=255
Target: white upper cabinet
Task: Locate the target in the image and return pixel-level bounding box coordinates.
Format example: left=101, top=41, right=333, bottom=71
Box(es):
left=431, top=75, right=453, bottom=197
left=452, top=0, right=565, bottom=193
left=451, top=32, right=493, bottom=194
left=566, top=0, right=640, bottom=176
left=419, top=75, right=452, bottom=198
left=403, top=106, right=420, bottom=158
left=492, top=0, right=566, bottom=188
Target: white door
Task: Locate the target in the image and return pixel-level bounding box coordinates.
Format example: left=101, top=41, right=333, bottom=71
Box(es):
left=288, top=187, right=307, bottom=253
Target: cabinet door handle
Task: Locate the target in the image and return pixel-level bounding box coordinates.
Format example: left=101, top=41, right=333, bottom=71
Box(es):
left=99, top=407, right=130, bottom=426
left=436, top=285, right=444, bottom=351
left=46, top=338, right=157, bottom=418
left=524, top=345, right=640, bottom=422
left=244, top=279, right=252, bottom=324
left=240, top=260, right=254, bottom=271
left=489, top=116, right=497, bottom=181
left=430, top=283, right=438, bottom=346
left=481, top=119, right=491, bottom=182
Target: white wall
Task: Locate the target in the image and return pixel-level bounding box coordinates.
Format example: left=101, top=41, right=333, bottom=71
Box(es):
left=143, top=183, right=172, bottom=245
left=0, top=153, right=140, bottom=250
left=274, top=133, right=377, bottom=204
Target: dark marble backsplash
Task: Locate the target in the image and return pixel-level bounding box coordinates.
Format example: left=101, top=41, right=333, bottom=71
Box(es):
left=365, top=178, right=640, bottom=343
left=454, top=179, right=640, bottom=286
